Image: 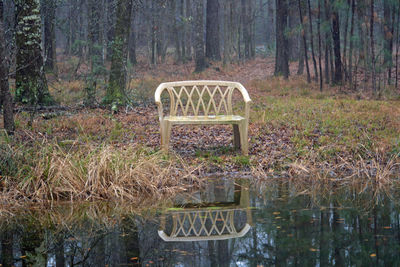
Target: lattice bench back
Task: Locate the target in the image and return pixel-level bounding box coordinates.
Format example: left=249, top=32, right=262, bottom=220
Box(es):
left=155, top=81, right=251, bottom=117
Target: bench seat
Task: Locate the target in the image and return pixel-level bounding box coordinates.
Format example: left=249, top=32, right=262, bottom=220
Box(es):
left=164, top=115, right=245, bottom=125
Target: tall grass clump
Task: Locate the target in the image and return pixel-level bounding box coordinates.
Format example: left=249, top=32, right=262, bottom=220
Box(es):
left=0, top=143, right=202, bottom=203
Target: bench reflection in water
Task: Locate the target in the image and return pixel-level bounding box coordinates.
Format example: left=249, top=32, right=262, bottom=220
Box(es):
left=158, top=179, right=252, bottom=242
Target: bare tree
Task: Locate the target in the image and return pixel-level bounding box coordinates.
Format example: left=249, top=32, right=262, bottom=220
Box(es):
left=317, top=0, right=323, bottom=90
left=307, top=0, right=318, bottom=81
left=370, top=0, right=376, bottom=92
left=0, top=0, right=14, bottom=134
left=298, top=0, right=311, bottom=82
left=274, top=0, right=289, bottom=78
left=42, top=0, right=57, bottom=73
left=194, top=0, right=206, bottom=72
left=331, top=3, right=342, bottom=84
left=206, top=0, right=221, bottom=60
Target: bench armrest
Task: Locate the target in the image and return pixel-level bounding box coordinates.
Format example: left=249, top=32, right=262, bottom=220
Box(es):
left=236, top=82, right=252, bottom=103
left=155, top=83, right=168, bottom=121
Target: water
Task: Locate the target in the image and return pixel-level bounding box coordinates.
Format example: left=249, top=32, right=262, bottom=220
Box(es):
left=1, top=178, right=400, bottom=266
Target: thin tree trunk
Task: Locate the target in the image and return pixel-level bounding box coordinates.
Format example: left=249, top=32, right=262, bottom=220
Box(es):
left=87, top=0, right=102, bottom=106
left=342, top=1, right=351, bottom=81
left=43, top=0, right=57, bottom=74
left=317, top=0, right=323, bottom=91
left=194, top=0, right=206, bottom=72
left=223, top=0, right=231, bottom=65
left=181, top=0, right=186, bottom=62
left=370, top=0, right=376, bottom=92
left=383, top=0, right=394, bottom=85
left=129, top=6, right=137, bottom=65
left=298, top=0, right=311, bottom=82
left=324, top=0, right=331, bottom=84
left=297, top=35, right=305, bottom=75
left=348, top=0, right=355, bottom=89
left=267, top=0, right=274, bottom=45
left=241, top=0, right=250, bottom=59
left=307, top=0, right=318, bottom=81
left=172, top=0, right=181, bottom=62
left=332, top=6, right=342, bottom=84
left=0, top=0, right=14, bottom=134
left=186, top=0, right=192, bottom=59
left=396, top=3, right=399, bottom=89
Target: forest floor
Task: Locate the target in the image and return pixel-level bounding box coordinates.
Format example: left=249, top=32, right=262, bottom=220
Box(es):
left=1, top=56, right=400, bottom=203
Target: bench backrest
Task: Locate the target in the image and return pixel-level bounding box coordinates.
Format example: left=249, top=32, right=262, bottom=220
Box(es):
left=155, top=81, right=251, bottom=117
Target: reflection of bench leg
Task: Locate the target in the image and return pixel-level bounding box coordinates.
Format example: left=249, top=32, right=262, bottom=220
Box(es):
left=239, top=121, right=248, bottom=155
left=233, top=124, right=241, bottom=150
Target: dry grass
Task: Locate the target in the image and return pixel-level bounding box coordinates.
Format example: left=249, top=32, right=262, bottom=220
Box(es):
left=0, top=141, right=203, bottom=203
left=252, top=148, right=400, bottom=204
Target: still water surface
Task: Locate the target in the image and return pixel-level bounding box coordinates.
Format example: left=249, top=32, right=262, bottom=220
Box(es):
left=1, top=178, right=400, bottom=266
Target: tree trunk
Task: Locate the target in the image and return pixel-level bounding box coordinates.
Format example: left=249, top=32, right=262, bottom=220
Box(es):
left=172, top=0, right=181, bottom=62
left=267, top=0, right=274, bottom=45
left=307, top=0, right=318, bottom=81
left=288, top=0, right=299, bottom=61
left=181, top=0, right=186, bottom=62
left=186, top=0, right=192, bottom=59
left=43, top=0, right=57, bottom=73
left=348, top=0, right=355, bottom=89
left=274, top=0, right=289, bottom=78
left=370, top=0, right=376, bottom=92
left=15, top=0, right=53, bottom=105
left=106, top=0, right=116, bottom=61
left=0, top=0, right=14, bottom=134
left=341, top=1, right=350, bottom=82
left=129, top=6, right=137, bottom=65
left=206, top=0, right=220, bottom=60
left=383, top=0, right=393, bottom=85
left=331, top=6, right=342, bottom=84
left=104, top=0, right=133, bottom=106
left=86, top=0, right=103, bottom=106
left=317, top=0, right=323, bottom=91
left=206, top=0, right=221, bottom=60
left=194, top=0, right=206, bottom=72
left=249, top=0, right=256, bottom=58
left=223, top=0, right=232, bottom=65
left=324, top=0, right=331, bottom=84
left=298, top=0, right=311, bottom=82
left=297, top=37, right=305, bottom=75
left=396, top=2, right=399, bottom=89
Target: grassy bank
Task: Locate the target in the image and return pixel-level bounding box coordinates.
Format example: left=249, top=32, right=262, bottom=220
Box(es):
left=1, top=58, right=400, bottom=202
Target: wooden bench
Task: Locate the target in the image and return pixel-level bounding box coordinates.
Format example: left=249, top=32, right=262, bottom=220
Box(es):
left=154, top=80, right=251, bottom=155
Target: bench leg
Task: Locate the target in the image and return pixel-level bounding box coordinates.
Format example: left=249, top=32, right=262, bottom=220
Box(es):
left=161, top=121, right=172, bottom=153
left=233, top=124, right=241, bottom=149
left=239, top=121, right=249, bottom=156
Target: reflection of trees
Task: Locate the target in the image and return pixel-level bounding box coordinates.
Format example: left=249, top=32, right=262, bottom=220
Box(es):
left=0, top=179, right=400, bottom=266
left=236, top=180, right=400, bottom=266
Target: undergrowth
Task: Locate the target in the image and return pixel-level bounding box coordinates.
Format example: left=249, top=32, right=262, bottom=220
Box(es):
left=0, top=139, right=202, bottom=203
left=1, top=57, right=400, bottom=203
